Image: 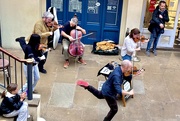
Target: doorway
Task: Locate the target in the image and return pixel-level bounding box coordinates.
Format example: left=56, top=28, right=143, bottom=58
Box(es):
left=46, top=0, right=123, bottom=44
left=142, top=0, right=180, bottom=49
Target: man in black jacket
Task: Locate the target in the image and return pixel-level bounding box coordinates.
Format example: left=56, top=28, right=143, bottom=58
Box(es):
left=146, top=0, right=169, bottom=56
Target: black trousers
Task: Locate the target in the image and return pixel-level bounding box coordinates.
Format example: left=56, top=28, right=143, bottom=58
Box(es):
left=38, top=35, right=53, bottom=71
left=17, top=37, right=26, bottom=53
left=87, top=86, right=118, bottom=121
left=38, top=52, right=48, bottom=71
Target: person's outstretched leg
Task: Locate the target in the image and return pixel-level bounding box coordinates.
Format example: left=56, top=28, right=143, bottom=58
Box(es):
left=15, top=37, right=26, bottom=53
left=77, top=80, right=104, bottom=99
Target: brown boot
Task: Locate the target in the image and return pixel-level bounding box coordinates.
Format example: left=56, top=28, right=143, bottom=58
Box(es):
left=77, top=58, right=87, bottom=65
left=64, top=60, right=69, bottom=68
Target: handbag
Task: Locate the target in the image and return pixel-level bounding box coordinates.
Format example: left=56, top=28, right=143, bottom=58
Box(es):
left=148, top=23, right=154, bottom=33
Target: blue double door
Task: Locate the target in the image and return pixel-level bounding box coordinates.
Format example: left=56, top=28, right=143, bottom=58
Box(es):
left=47, top=0, right=123, bottom=44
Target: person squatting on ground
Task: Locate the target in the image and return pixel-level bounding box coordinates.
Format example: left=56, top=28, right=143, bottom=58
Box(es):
left=27, top=11, right=62, bottom=73
left=61, top=17, right=86, bottom=68
left=121, top=28, right=148, bottom=61
left=16, top=34, right=46, bottom=94
left=0, top=83, right=30, bottom=121
left=146, top=0, right=169, bottom=56
left=77, top=60, right=136, bottom=121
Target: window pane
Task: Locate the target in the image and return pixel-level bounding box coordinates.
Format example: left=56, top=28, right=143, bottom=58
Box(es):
left=51, top=0, right=63, bottom=11
left=68, top=0, right=82, bottom=13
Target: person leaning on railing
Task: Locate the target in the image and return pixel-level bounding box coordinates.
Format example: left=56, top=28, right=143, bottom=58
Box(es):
left=15, top=34, right=46, bottom=94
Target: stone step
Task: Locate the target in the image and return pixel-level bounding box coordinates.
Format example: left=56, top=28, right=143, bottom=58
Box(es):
left=0, top=117, right=15, bottom=121
left=0, top=94, right=42, bottom=121
left=0, top=116, right=33, bottom=121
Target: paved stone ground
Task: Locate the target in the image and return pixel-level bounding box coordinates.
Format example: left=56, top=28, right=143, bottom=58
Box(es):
left=6, top=44, right=180, bottom=121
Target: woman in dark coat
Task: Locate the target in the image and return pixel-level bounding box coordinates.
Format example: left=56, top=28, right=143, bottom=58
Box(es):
left=16, top=34, right=46, bottom=94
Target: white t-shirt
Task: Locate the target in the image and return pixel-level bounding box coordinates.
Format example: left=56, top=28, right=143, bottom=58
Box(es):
left=121, top=35, right=140, bottom=57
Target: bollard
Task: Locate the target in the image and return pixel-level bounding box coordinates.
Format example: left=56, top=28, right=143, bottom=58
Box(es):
left=26, top=59, right=33, bottom=100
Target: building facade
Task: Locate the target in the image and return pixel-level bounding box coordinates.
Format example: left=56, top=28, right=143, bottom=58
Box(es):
left=0, top=0, right=179, bottom=49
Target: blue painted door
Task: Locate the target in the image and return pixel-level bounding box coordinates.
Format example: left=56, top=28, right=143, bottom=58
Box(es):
left=47, top=0, right=123, bottom=44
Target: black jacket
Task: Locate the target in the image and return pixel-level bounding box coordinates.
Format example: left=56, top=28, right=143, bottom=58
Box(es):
left=149, top=6, right=169, bottom=34
left=0, top=92, right=23, bottom=114
left=25, top=34, right=43, bottom=63
left=17, top=34, right=43, bottom=65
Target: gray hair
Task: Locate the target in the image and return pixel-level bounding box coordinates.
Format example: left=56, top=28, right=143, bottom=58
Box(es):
left=42, top=11, right=54, bottom=19
left=121, top=60, right=132, bottom=68
left=71, top=17, right=78, bottom=25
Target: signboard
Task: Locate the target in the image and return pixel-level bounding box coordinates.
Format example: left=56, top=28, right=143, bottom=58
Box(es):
left=149, top=5, right=155, bottom=12
left=150, top=0, right=156, bottom=5
left=149, top=0, right=156, bottom=12
left=123, top=80, right=132, bottom=99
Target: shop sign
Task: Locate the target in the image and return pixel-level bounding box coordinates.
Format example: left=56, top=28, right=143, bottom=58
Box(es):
left=149, top=5, right=155, bottom=12
left=150, top=0, right=156, bottom=5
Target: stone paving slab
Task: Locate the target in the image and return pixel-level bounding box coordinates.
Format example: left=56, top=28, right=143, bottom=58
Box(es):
left=5, top=45, right=180, bottom=121
left=133, top=79, right=145, bottom=94
left=48, top=82, right=76, bottom=108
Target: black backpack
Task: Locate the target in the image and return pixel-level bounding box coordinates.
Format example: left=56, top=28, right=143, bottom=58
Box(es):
left=97, top=61, right=119, bottom=79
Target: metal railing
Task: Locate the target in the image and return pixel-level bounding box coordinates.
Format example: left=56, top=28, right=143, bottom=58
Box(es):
left=0, top=47, right=33, bottom=100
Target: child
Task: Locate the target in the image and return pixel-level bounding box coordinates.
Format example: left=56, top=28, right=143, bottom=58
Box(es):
left=0, top=83, right=29, bottom=121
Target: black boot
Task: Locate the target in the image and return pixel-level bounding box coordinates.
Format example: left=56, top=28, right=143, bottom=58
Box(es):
left=15, top=37, right=26, bottom=53
left=15, top=37, right=25, bottom=42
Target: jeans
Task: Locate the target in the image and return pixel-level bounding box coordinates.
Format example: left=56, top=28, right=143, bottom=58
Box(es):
left=146, top=30, right=161, bottom=52
left=122, top=54, right=132, bottom=61
left=87, top=86, right=118, bottom=121
left=19, top=64, right=40, bottom=93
